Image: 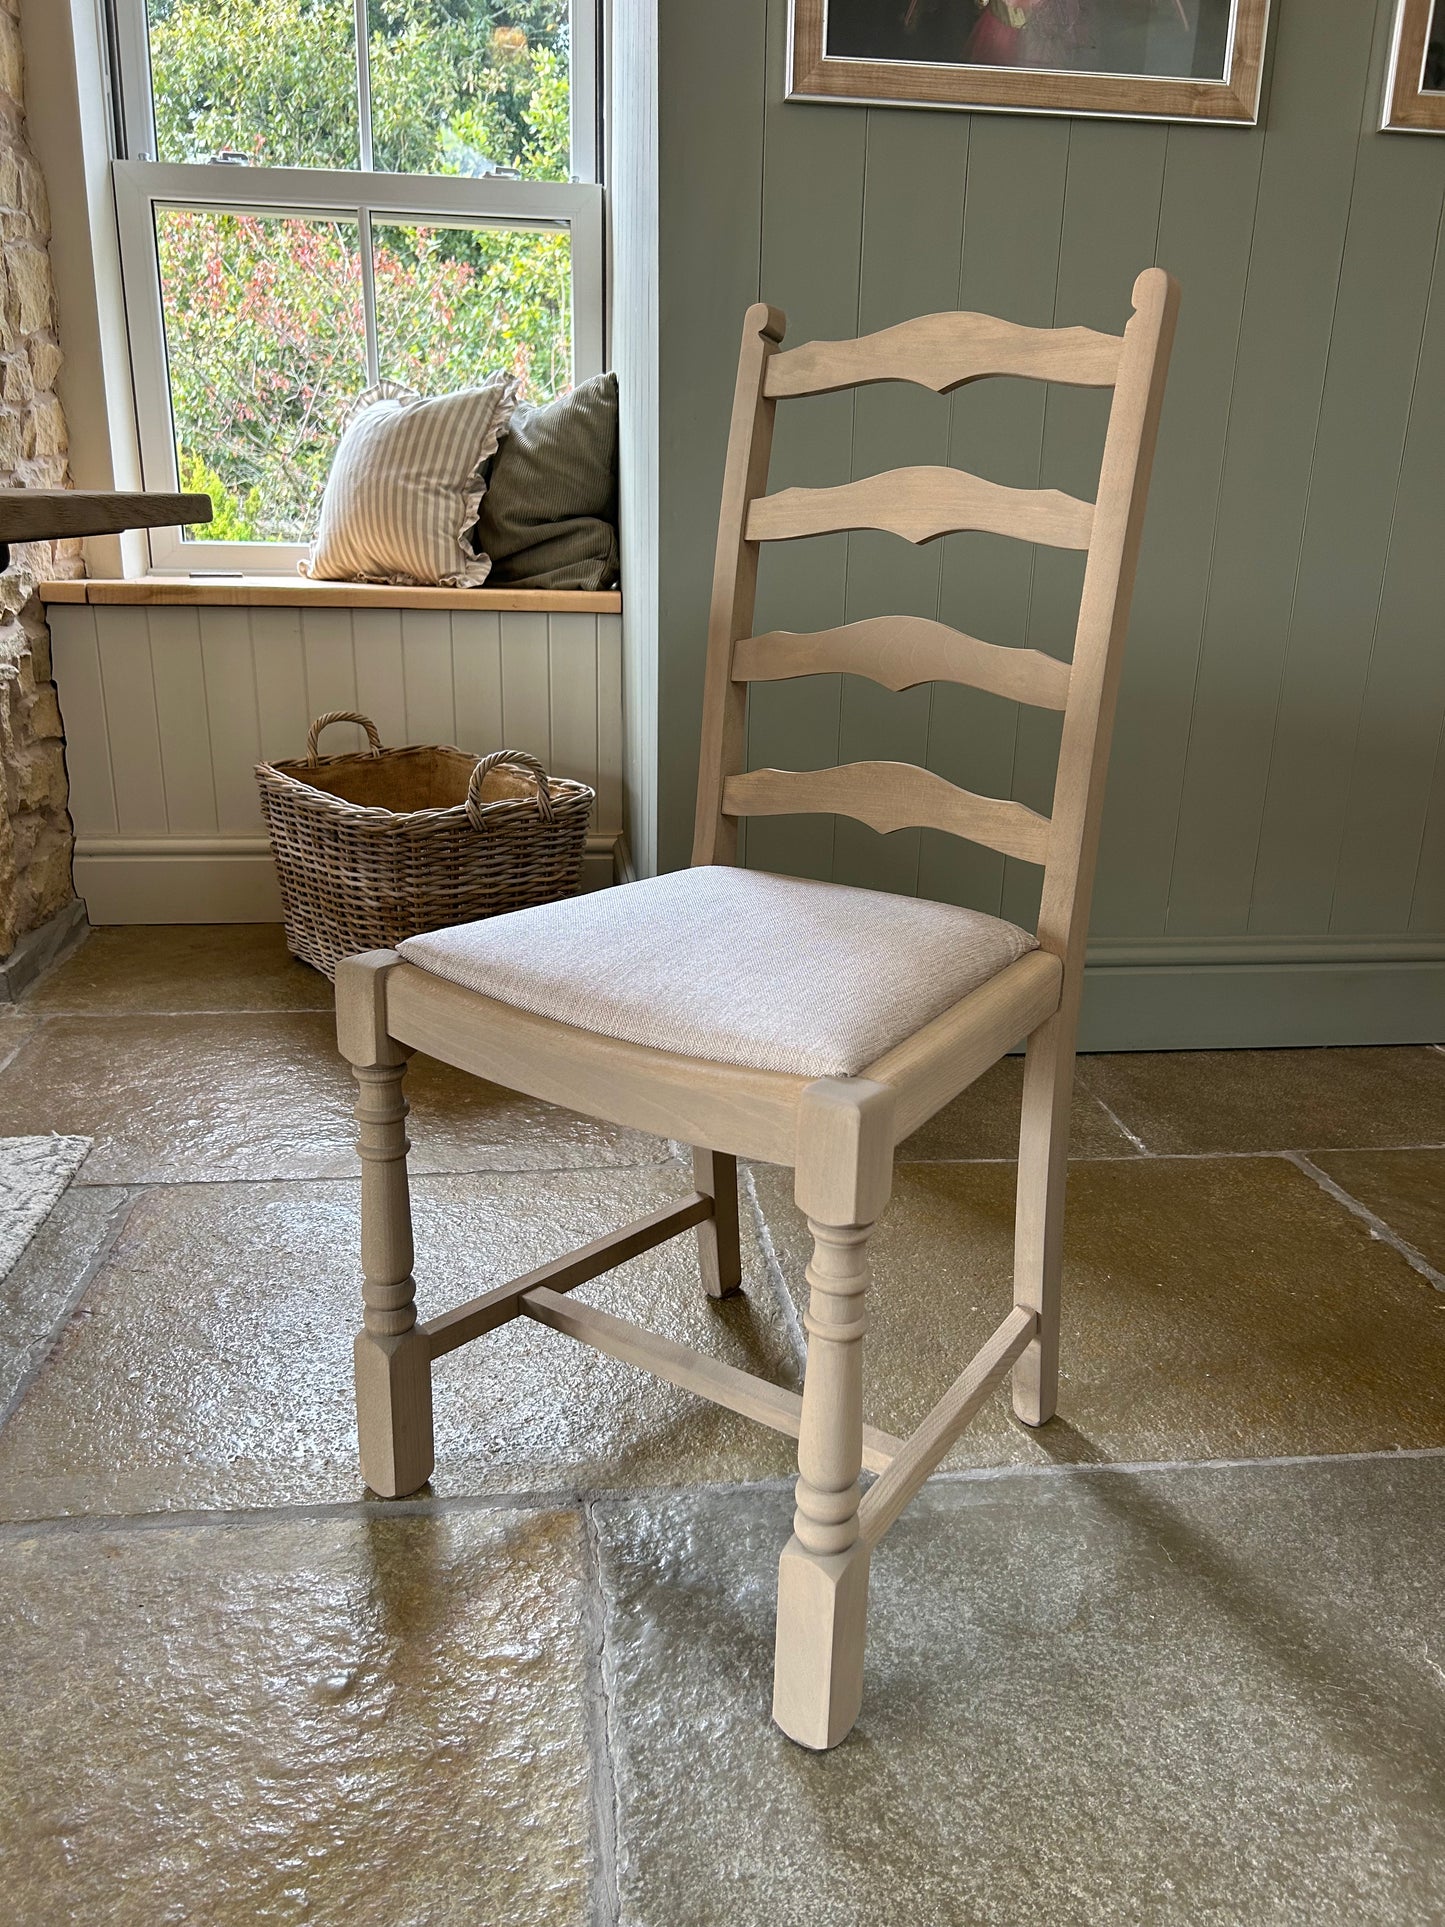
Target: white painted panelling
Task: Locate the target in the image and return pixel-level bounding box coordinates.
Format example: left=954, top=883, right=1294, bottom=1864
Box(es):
left=49, top=600, right=626, bottom=923
left=352, top=608, right=407, bottom=746
left=199, top=608, right=264, bottom=834
left=547, top=614, right=598, bottom=790
left=98, top=606, right=168, bottom=833
left=149, top=608, right=217, bottom=835
left=400, top=610, right=455, bottom=746
left=609, top=0, right=660, bottom=872
left=301, top=606, right=363, bottom=755
left=499, top=611, right=552, bottom=765
left=451, top=609, right=503, bottom=754
left=48, top=607, right=117, bottom=835
left=252, top=605, right=308, bottom=765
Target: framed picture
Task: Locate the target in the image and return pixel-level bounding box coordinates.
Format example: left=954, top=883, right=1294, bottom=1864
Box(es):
left=787, top=1, right=1272, bottom=125
left=1383, top=0, right=1445, bottom=132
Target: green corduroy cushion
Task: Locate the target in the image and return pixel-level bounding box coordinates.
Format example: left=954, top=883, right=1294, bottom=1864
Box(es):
left=475, top=372, right=619, bottom=590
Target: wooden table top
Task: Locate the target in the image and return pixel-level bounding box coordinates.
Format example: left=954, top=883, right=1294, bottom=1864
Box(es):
left=0, top=490, right=213, bottom=547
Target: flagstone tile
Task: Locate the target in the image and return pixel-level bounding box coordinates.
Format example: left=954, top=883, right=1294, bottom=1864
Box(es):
left=0, top=1504, right=593, bottom=1926
left=594, top=1455, right=1445, bottom=1927
left=1310, top=1146, right=1445, bottom=1277
left=0, top=1012, right=669, bottom=1182
left=1076, top=1045, right=1445, bottom=1154
left=25, top=923, right=331, bottom=1014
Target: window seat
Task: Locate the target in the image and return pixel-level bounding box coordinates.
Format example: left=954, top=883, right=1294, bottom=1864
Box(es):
left=44, top=579, right=625, bottom=923
left=39, top=577, right=622, bottom=614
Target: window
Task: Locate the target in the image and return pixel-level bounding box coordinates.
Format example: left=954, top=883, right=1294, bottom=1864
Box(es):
left=109, top=2, right=603, bottom=572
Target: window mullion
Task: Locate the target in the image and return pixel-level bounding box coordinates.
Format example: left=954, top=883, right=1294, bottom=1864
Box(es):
left=358, top=206, right=381, bottom=388
left=354, top=0, right=375, bottom=172
left=113, top=0, right=158, bottom=158
left=569, top=0, right=599, bottom=183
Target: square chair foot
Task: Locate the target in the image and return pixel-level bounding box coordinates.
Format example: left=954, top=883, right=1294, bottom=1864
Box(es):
left=772, top=1535, right=871, bottom=1750
left=354, top=1326, right=434, bottom=1498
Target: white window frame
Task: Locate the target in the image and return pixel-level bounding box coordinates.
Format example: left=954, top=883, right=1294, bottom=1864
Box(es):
left=108, top=1, right=604, bottom=575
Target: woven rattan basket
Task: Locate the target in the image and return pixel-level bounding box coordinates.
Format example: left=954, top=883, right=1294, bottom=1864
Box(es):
left=257, top=710, right=594, bottom=978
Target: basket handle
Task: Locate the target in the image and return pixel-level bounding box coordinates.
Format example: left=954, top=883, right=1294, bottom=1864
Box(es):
left=307, top=711, right=384, bottom=764
left=466, top=749, right=557, bottom=827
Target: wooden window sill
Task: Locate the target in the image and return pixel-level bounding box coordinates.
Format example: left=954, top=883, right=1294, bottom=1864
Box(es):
left=38, top=575, right=622, bottom=614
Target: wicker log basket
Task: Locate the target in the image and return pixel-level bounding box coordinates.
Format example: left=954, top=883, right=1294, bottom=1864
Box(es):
left=257, top=710, right=594, bottom=979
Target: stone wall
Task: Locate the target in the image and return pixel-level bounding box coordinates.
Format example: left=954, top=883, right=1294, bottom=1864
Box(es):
left=0, top=0, right=78, bottom=961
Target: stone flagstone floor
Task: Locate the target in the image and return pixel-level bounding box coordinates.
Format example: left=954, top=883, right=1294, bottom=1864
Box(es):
left=1, top=925, right=1443, bottom=1925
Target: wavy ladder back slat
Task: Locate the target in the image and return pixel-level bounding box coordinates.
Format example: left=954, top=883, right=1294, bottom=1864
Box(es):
left=731, top=617, right=1072, bottom=710
left=722, top=762, right=1053, bottom=866
left=763, top=311, right=1125, bottom=399
left=746, top=466, right=1095, bottom=552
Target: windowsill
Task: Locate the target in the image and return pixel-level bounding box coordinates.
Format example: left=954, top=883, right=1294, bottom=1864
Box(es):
left=38, top=576, right=623, bottom=614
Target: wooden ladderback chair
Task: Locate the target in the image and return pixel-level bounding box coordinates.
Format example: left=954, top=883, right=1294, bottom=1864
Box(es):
left=336, top=268, right=1179, bottom=1750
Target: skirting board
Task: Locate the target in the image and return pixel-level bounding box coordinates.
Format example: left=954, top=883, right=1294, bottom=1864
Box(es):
left=1078, top=939, right=1445, bottom=1051
left=74, top=833, right=624, bottom=925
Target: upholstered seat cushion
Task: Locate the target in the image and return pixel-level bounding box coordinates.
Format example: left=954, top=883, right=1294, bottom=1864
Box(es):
left=398, top=866, right=1039, bottom=1080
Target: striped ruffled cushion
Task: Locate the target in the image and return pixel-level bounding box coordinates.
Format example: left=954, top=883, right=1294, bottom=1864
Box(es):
left=304, top=377, right=518, bottom=588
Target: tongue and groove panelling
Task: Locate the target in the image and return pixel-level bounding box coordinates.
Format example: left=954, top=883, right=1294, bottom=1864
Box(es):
left=655, top=0, right=1445, bottom=1043
left=48, top=602, right=623, bottom=920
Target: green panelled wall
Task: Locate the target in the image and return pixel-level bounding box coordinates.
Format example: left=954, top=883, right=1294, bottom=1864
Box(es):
left=652, top=0, right=1445, bottom=1046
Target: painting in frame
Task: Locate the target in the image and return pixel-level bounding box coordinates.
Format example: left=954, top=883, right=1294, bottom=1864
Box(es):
left=788, top=0, right=1272, bottom=124
left=1383, top=0, right=1445, bottom=132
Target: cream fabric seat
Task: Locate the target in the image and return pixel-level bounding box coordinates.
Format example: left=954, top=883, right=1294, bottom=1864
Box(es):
left=398, top=865, right=1038, bottom=1079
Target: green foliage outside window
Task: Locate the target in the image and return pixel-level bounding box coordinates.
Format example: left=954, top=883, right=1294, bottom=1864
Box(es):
left=147, top=0, right=573, bottom=542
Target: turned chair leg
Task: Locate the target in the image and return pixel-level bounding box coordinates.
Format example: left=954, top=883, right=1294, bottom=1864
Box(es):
left=1012, top=1009, right=1074, bottom=1428
left=336, top=950, right=434, bottom=1499
left=773, top=1079, right=895, bottom=1750
left=352, top=1055, right=434, bottom=1496
left=692, top=1147, right=742, bottom=1299
left=773, top=1213, right=876, bottom=1749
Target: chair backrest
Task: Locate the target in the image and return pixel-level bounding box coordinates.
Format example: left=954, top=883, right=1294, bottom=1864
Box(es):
left=691, top=268, right=1180, bottom=992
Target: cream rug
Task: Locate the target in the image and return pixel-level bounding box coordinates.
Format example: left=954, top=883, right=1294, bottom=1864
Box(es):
left=0, top=1136, right=93, bottom=1284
